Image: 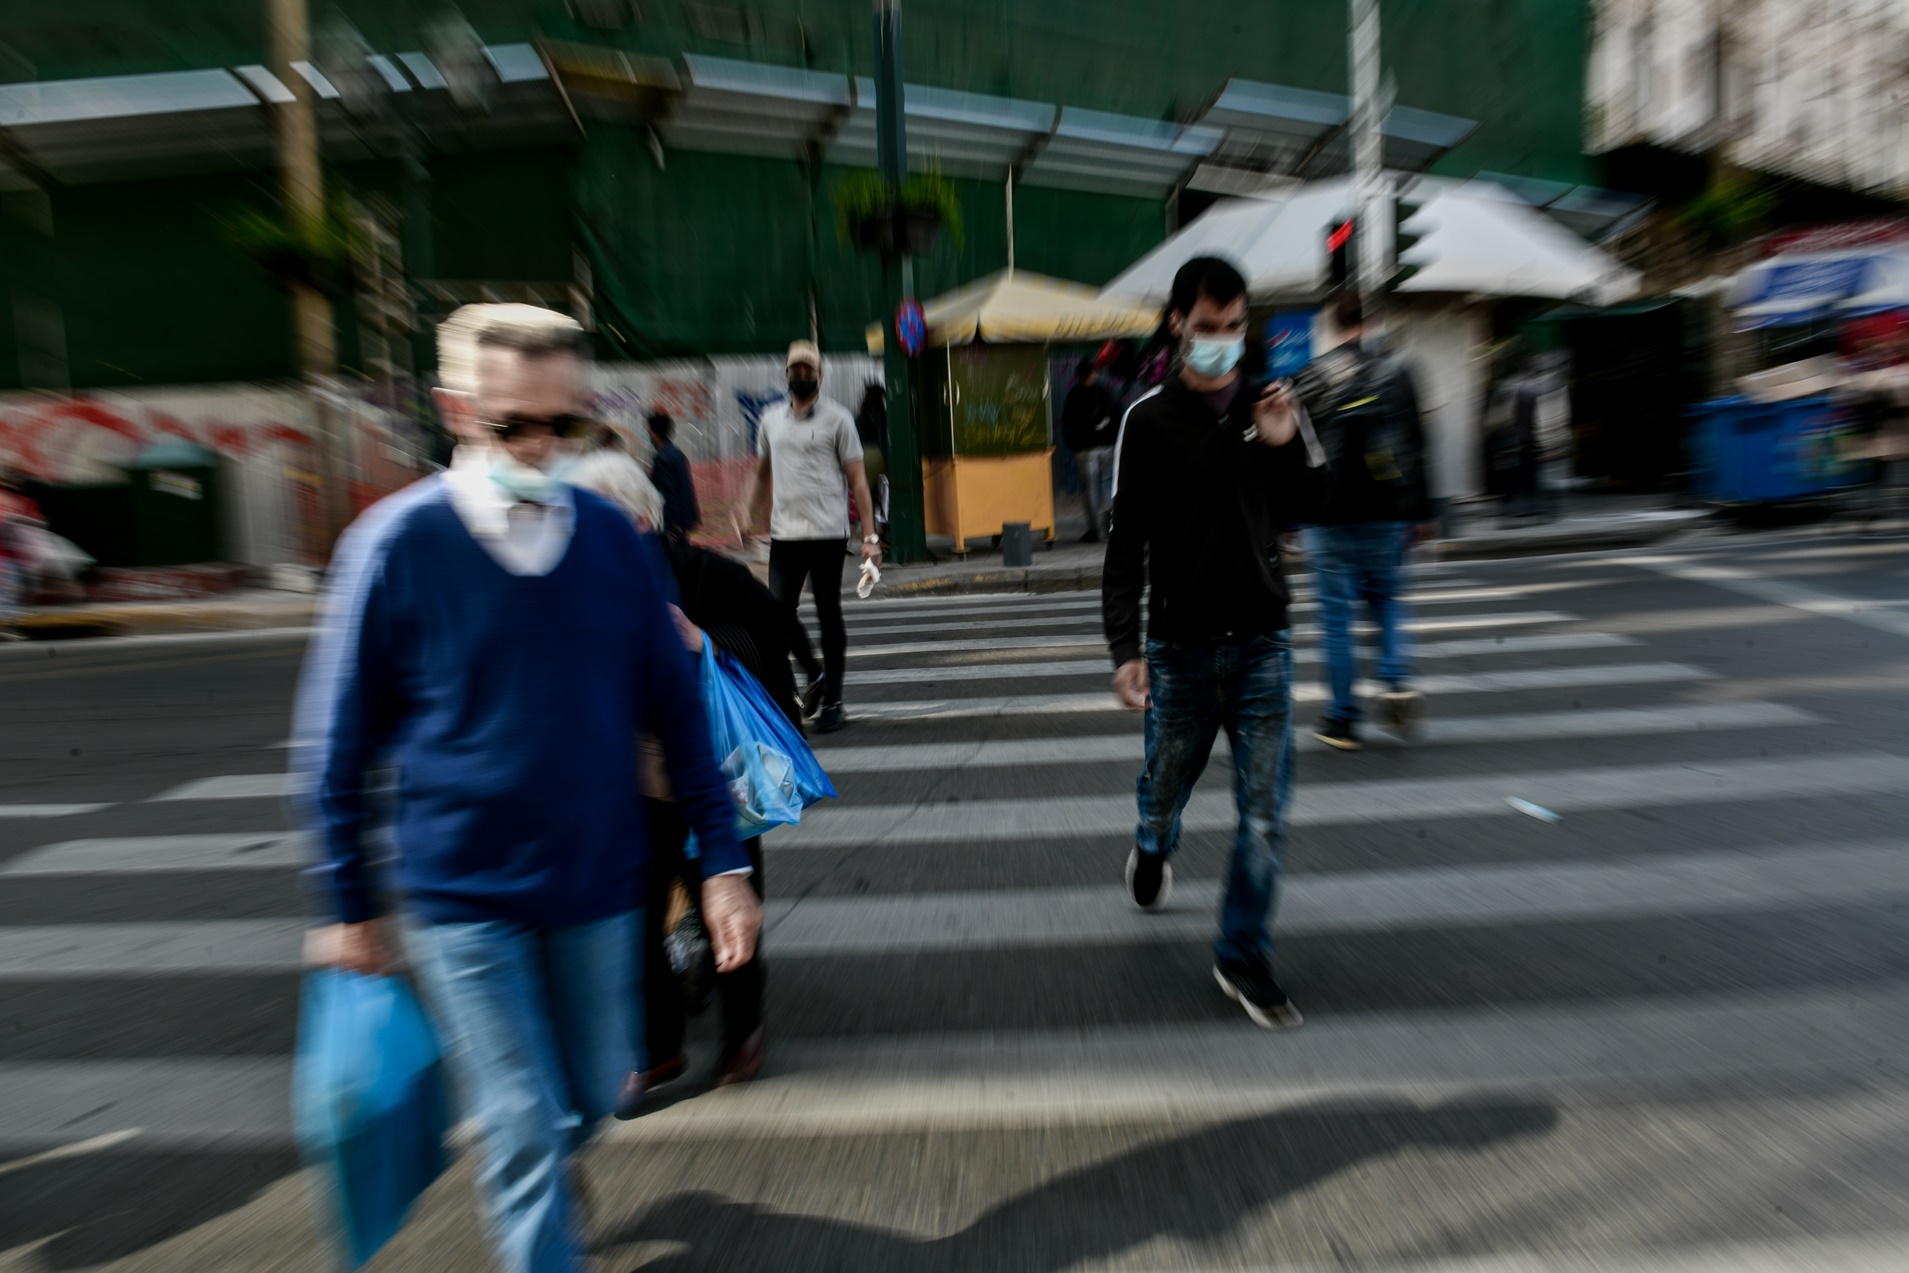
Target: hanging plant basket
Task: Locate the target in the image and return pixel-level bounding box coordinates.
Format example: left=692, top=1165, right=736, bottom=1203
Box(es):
left=849, top=209, right=898, bottom=254
left=899, top=207, right=944, bottom=255
left=834, top=168, right=963, bottom=256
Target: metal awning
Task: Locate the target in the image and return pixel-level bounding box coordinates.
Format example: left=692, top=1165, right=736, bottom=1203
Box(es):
left=1019, top=107, right=1223, bottom=196
left=1473, top=170, right=1653, bottom=242
left=826, top=78, right=1056, bottom=179
left=0, top=44, right=567, bottom=187
left=655, top=53, right=850, bottom=159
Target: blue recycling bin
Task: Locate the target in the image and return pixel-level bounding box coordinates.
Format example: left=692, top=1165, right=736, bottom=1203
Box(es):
left=1691, top=395, right=1863, bottom=504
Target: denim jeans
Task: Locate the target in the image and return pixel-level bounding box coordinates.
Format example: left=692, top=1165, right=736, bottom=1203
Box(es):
left=1303, top=522, right=1415, bottom=724
left=1075, top=446, right=1114, bottom=531
left=1137, top=633, right=1296, bottom=967
left=407, top=911, right=639, bottom=1273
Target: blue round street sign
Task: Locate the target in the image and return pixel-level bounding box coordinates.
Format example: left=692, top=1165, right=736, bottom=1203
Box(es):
left=896, top=297, right=926, bottom=357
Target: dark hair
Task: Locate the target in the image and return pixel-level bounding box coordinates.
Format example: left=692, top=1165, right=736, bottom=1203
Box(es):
left=1167, top=256, right=1249, bottom=320
left=1330, top=288, right=1365, bottom=332
left=646, top=411, right=673, bottom=441
left=1075, top=356, right=1095, bottom=380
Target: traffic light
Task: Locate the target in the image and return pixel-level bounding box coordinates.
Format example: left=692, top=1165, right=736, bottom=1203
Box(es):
left=1326, top=216, right=1356, bottom=289
left=1391, top=195, right=1429, bottom=291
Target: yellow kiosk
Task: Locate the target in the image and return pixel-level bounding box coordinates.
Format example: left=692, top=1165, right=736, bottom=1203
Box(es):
left=866, top=270, right=1158, bottom=554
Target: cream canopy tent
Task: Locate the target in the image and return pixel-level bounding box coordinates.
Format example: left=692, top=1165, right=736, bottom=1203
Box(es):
left=864, top=269, right=1160, bottom=353
left=1101, top=176, right=1639, bottom=305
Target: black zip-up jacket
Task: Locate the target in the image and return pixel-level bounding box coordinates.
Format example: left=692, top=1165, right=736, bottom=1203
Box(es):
left=1102, top=375, right=1331, bottom=668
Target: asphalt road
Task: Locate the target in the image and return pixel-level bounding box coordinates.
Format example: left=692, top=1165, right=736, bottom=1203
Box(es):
left=1, top=523, right=1907, bottom=1272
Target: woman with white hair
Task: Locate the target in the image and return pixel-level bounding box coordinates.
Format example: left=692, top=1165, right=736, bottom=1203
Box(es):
left=570, top=449, right=803, bottom=1106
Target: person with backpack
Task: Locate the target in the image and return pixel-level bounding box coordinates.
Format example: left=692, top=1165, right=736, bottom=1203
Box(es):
left=1293, top=289, right=1436, bottom=752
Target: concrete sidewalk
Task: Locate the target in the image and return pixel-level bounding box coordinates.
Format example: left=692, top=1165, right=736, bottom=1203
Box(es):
left=9, top=497, right=1708, bottom=637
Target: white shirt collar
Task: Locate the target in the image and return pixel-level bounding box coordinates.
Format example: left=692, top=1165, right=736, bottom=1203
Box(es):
left=443, top=444, right=577, bottom=577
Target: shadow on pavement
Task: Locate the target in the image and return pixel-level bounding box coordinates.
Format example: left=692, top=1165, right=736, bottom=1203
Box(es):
left=0, top=1147, right=302, bottom=1269
left=602, top=1096, right=1559, bottom=1272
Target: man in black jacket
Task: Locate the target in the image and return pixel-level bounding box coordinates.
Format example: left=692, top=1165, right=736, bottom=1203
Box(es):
left=1293, top=290, right=1434, bottom=752
left=1103, top=255, right=1329, bottom=1030
left=1060, top=357, right=1120, bottom=542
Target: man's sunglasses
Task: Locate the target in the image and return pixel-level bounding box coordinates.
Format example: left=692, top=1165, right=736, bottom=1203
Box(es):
left=483, top=413, right=592, bottom=440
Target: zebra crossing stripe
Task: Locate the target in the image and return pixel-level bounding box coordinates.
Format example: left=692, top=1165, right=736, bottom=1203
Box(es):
left=7, top=985, right=1909, bottom=1148
left=849, top=630, right=1637, bottom=663
left=0, top=805, right=109, bottom=818
left=848, top=661, right=1711, bottom=721
left=844, top=610, right=1579, bottom=642
left=759, top=840, right=1909, bottom=957
left=809, top=702, right=1821, bottom=771
left=1, top=833, right=312, bottom=874
left=772, top=753, right=1909, bottom=848
left=1, top=836, right=1896, bottom=976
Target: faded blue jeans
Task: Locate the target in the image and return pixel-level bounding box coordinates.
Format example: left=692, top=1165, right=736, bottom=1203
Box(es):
left=1303, top=522, right=1415, bottom=724
left=407, top=911, right=639, bottom=1273
left=1136, top=633, right=1296, bottom=967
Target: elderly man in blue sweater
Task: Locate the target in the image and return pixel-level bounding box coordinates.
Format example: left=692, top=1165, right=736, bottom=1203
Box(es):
left=296, top=304, right=759, bottom=1272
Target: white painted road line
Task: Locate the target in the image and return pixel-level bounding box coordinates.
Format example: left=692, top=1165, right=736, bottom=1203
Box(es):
left=8, top=984, right=1907, bottom=1147
left=852, top=630, right=1641, bottom=667
left=150, top=773, right=301, bottom=802
left=0, top=833, right=312, bottom=875
left=774, top=753, right=1909, bottom=847
left=0, top=920, right=307, bottom=976
left=826, top=587, right=1522, bottom=629
left=849, top=661, right=1712, bottom=721
left=809, top=702, right=1821, bottom=770
left=763, top=840, right=1909, bottom=956
left=3, top=835, right=1890, bottom=976
left=1633, top=555, right=1909, bottom=641
left=845, top=610, right=1578, bottom=641
left=0, top=804, right=110, bottom=818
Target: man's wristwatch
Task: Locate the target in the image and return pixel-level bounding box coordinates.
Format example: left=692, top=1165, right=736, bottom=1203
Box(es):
left=863, top=534, right=881, bottom=545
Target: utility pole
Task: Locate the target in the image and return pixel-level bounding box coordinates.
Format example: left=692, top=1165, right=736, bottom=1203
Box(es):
left=265, top=0, right=350, bottom=550
left=874, top=0, right=928, bottom=563
left=1348, top=0, right=1392, bottom=310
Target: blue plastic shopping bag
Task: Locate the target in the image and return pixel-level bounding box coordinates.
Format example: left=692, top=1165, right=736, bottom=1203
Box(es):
left=293, top=968, right=449, bottom=1269
left=698, top=635, right=837, bottom=839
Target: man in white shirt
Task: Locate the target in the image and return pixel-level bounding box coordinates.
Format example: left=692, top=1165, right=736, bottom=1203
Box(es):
left=740, top=340, right=881, bottom=734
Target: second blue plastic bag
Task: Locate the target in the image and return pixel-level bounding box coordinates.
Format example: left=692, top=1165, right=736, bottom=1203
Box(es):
left=697, top=634, right=836, bottom=839
left=293, top=968, right=449, bottom=1269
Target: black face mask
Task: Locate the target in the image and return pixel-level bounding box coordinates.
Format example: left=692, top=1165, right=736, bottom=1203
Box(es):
left=788, top=376, right=819, bottom=401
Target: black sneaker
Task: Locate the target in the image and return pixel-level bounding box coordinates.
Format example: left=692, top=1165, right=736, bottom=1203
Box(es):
left=1377, top=688, right=1425, bottom=737
left=1213, top=959, right=1303, bottom=1029
left=800, top=674, right=829, bottom=720
left=1125, top=847, right=1171, bottom=909
left=1079, top=527, right=1101, bottom=544
left=814, top=702, right=847, bottom=734
left=1313, top=717, right=1362, bottom=751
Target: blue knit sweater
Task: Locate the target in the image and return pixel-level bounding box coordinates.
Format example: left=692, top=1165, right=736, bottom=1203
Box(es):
left=294, top=476, right=746, bottom=926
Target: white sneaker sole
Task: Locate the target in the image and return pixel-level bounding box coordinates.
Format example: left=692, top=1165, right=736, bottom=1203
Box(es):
left=1124, top=848, right=1172, bottom=909
left=1213, top=965, right=1304, bottom=1030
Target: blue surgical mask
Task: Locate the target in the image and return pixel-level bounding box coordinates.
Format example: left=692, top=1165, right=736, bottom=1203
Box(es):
left=489, top=452, right=559, bottom=504
left=1184, top=336, right=1245, bottom=378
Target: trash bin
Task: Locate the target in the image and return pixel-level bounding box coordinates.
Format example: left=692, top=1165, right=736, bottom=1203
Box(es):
left=1691, top=395, right=1864, bottom=504
left=1001, top=521, right=1033, bottom=567
left=125, top=439, right=225, bottom=565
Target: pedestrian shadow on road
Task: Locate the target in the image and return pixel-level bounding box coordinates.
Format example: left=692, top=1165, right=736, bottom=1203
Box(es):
left=0, top=1146, right=300, bottom=1269
left=599, top=1095, right=1558, bottom=1272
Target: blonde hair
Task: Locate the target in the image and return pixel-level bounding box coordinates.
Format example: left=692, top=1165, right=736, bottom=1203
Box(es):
left=570, top=449, right=666, bottom=532
left=436, top=303, right=587, bottom=394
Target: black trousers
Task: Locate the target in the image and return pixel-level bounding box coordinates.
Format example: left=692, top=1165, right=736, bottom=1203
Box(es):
left=644, top=800, right=765, bottom=1061
left=768, top=537, right=847, bottom=703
